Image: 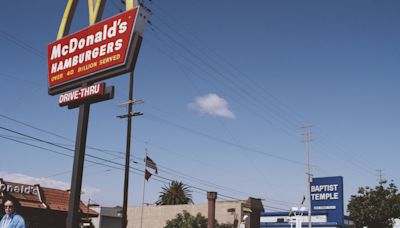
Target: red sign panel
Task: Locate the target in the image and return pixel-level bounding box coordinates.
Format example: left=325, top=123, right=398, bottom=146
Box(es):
left=48, top=7, right=139, bottom=95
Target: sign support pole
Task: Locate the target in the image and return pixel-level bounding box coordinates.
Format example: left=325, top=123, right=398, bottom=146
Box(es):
left=60, top=2, right=105, bottom=226
left=51, top=2, right=142, bottom=227
left=66, top=99, right=91, bottom=228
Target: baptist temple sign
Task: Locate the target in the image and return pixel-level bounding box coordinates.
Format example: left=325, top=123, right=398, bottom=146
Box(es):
left=311, top=176, right=344, bottom=226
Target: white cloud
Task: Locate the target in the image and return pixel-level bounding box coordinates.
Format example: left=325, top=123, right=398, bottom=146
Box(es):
left=82, top=186, right=101, bottom=197
left=0, top=171, right=100, bottom=198
left=0, top=171, right=69, bottom=190
left=189, top=93, right=235, bottom=119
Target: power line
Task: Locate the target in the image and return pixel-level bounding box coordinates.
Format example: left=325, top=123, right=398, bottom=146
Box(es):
left=0, top=5, right=380, bottom=179
left=0, top=112, right=313, bottom=171
left=148, top=11, right=305, bottom=132
left=0, top=31, right=46, bottom=60
left=0, top=132, right=240, bottom=201
left=0, top=125, right=135, bottom=169
left=1, top=28, right=378, bottom=182
left=151, top=7, right=307, bottom=126
left=1, top=6, right=382, bottom=207
left=133, top=137, right=298, bottom=206
left=0, top=114, right=283, bottom=202
left=149, top=25, right=302, bottom=138
left=0, top=73, right=42, bottom=87
left=0, top=126, right=255, bottom=202
left=0, top=127, right=297, bottom=207
left=144, top=113, right=309, bottom=167
left=147, top=5, right=379, bottom=178
left=3, top=130, right=293, bottom=206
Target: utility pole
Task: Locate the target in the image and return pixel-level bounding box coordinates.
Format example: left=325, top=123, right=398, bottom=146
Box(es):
left=118, top=71, right=143, bottom=228
left=302, top=125, right=312, bottom=228
left=376, top=169, right=384, bottom=184
left=122, top=71, right=134, bottom=228
left=118, top=1, right=144, bottom=227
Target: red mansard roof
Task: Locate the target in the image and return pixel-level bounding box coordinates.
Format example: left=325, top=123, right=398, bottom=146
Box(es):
left=0, top=179, right=97, bottom=216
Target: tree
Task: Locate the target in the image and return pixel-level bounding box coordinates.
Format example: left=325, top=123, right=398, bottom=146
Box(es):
left=164, top=210, right=233, bottom=228
left=348, top=180, right=400, bottom=228
left=164, top=210, right=207, bottom=228
left=156, top=181, right=193, bottom=205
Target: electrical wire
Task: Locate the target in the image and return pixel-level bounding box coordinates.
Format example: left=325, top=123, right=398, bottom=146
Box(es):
left=145, top=6, right=379, bottom=178
left=0, top=126, right=257, bottom=203
left=0, top=114, right=283, bottom=202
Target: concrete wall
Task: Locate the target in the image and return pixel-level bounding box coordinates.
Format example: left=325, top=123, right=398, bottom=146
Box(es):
left=127, top=201, right=246, bottom=228
left=91, top=207, right=101, bottom=228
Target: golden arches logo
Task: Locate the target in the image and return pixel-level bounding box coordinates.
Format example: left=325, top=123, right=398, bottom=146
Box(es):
left=57, top=0, right=138, bottom=39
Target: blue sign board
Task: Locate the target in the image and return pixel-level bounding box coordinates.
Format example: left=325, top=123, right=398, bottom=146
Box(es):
left=310, top=176, right=344, bottom=226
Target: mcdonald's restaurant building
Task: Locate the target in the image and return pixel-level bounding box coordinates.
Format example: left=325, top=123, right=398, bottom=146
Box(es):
left=0, top=179, right=97, bottom=228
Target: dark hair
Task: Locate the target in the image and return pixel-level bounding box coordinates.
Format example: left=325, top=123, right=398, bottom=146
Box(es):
left=3, top=198, right=19, bottom=212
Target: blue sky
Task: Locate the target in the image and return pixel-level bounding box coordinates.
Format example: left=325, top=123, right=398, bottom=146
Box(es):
left=1, top=0, right=400, bottom=212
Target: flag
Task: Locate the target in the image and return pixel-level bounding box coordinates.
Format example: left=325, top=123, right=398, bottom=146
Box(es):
left=145, top=156, right=158, bottom=174
left=288, top=208, right=293, bottom=217
left=145, top=169, right=152, bottom=181
left=300, top=195, right=306, bottom=205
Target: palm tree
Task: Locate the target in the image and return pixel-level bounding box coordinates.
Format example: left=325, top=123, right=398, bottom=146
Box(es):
left=156, top=181, right=193, bottom=205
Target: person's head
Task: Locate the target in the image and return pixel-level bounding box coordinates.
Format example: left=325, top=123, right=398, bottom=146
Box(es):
left=4, top=200, right=15, bottom=215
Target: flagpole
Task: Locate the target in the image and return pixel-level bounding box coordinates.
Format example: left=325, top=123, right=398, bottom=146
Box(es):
left=140, top=151, right=147, bottom=228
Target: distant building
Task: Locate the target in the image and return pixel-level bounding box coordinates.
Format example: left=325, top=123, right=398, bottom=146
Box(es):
left=126, top=197, right=264, bottom=228
left=0, top=178, right=97, bottom=228
left=260, top=211, right=353, bottom=228
left=260, top=176, right=353, bottom=228
left=91, top=206, right=122, bottom=228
